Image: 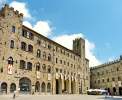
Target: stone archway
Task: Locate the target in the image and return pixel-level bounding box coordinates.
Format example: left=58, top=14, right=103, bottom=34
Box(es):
left=41, top=82, right=46, bottom=93
left=119, top=87, right=122, bottom=95
left=47, top=83, right=51, bottom=93
left=1, top=82, right=7, bottom=94
left=35, top=81, right=40, bottom=92
left=56, top=78, right=62, bottom=94
left=19, top=77, right=31, bottom=93
left=64, top=79, right=69, bottom=94
left=71, top=80, right=76, bottom=94
left=10, top=83, right=16, bottom=93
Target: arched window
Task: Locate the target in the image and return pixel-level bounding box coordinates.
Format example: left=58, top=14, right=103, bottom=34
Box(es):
left=29, top=32, right=34, bottom=40
left=43, top=52, right=46, bottom=59
left=47, top=65, right=51, bottom=73
left=20, top=60, right=26, bottom=69
left=28, top=44, right=33, bottom=52
left=42, top=64, right=46, bottom=72
left=10, top=40, right=14, bottom=48
left=48, top=53, right=51, bottom=61
left=27, top=62, right=32, bottom=70
left=21, top=42, right=27, bottom=51
left=41, top=82, right=45, bottom=92
left=47, top=83, right=51, bottom=92
left=8, top=57, right=13, bottom=65
left=10, top=83, right=16, bottom=93
left=22, top=29, right=27, bottom=37
left=35, top=81, right=40, bottom=92
left=36, top=62, right=40, bottom=71
left=37, top=49, right=41, bottom=58
left=12, top=26, right=15, bottom=33
left=1, top=82, right=7, bottom=93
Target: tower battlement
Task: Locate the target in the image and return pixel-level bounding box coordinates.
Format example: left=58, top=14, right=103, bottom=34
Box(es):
left=0, top=4, right=23, bottom=18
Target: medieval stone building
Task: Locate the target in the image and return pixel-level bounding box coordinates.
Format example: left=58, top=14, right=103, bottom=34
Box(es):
left=90, top=56, right=122, bottom=95
left=0, top=4, right=89, bottom=94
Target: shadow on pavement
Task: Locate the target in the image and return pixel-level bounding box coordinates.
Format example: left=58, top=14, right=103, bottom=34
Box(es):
left=97, top=96, right=122, bottom=100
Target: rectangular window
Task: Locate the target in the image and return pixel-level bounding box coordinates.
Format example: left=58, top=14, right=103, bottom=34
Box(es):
left=56, top=58, right=58, bottom=63
left=22, top=30, right=27, bottom=37
left=12, top=26, right=15, bottom=33
left=10, top=40, right=14, bottom=48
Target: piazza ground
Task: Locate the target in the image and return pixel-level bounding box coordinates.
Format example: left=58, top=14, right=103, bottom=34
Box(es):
left=0, top=95, right=122, bottom=100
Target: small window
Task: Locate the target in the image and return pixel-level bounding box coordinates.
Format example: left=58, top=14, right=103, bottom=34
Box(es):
left=56, top=58, right=58, bottom=63
left=29, top=32, right=34, bottom=40
left=67, top=62, right=69, bottom=66
left=42, top=64, right=46, bottom=72
left=21, top=42, right=27, bottom=51
left=8, top=57, right=13, bottom=65
left=0, top=67, right=3, bottom=73
left=43, top=52, right=46, bottom=59
left=60, top=60, right=62, bottom=64
left=37, top=49, right=41, bottom=58
left=56, top=68, right=58, bottom=73
left=112, top=77, right=115, bottom=81
left=10, top=40, right=14, bottom=48
left=27, top=62, right=32, bottom=70
left=36, top=63, right=40, bottom=71
left=22, top=29, right=27, bottom=37
left=48, top=66, right=51, bottom=73
left=12, top=26, right=15, bottom=33
left=20, top=60, right=26, bottom=69
left=48, top=54, right=51, bottom=61
left=28, top=44, right=33, bottom=52
left=107, top=78, right=109, bottom=82
left=48, top=44, right=51, bottom=49
left=37, top=40, right=41, bottom=45
left=118, top=76, right=121, bottom=81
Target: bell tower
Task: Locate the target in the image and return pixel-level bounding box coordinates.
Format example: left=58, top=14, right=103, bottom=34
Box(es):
left=73, top=38, right=85, bottom=58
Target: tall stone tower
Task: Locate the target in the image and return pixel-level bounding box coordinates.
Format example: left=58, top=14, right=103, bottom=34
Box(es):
left=73, top=37, right=85, bottom=59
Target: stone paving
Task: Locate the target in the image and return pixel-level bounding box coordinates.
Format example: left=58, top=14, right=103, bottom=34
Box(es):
left=0, top=95, right=122, bottom=100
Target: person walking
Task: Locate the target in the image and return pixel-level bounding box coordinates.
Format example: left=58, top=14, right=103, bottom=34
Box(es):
left=13, top=90, right=16, bottom=99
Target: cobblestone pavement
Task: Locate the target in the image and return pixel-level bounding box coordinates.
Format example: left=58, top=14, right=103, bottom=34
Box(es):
left=0, top=95, right=122, bottom=100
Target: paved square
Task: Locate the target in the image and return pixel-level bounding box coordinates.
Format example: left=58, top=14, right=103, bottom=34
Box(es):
left=0, top=95, right=122, bottom=100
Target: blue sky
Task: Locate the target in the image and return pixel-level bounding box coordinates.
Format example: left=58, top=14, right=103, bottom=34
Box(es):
left=1, top=0, right=122, bottom=66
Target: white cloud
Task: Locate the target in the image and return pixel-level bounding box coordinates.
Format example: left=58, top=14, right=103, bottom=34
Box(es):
left=10, top=1, right=32, bottom=19
left=23, top=21, right=32, bottom=28
left=52, top=33, right=101, bottom=67
left=23, top=20, right=52, bottom=37
left=9, top=1, right=53, bottom=36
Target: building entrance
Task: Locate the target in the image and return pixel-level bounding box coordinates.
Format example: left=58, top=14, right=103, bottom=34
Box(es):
left=19, top=77, right=31, bottom=93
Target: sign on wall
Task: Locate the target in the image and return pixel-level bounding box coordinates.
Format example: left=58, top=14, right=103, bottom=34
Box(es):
left=7, top=64, right=13, bottom=75
left=48, top=74, right=51, bottom=80
left=36, top=71, right=40, bottom=79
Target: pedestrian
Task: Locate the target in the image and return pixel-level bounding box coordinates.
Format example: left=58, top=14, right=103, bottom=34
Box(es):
left=13, top=90, right=16, bottom=99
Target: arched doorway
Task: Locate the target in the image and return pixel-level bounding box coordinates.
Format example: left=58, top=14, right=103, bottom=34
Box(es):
left=113, top=87, right=116, bottom=95
left=71, top=80, right=76, bottom=94
left=41, top=82, right=46, bottom=93
left=47, top=83, right=51, bottom=93
left=19, top=77, right=31, bottom=93
left=10, top=83, right=16, bottom=93
left=35, top=81, right=40, bottom=92
left=64, top=79, right=69, bottom=94
left=1, top=82, right=7, bottom=94
left=56, top=78, right=62, bottom=94
left=119, top=87, right=122, bottom=95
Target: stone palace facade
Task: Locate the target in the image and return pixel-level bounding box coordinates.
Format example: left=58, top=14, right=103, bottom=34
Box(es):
left=0, top=4, right=90, bottom=94
left=90, top=56, right=122, bottom=95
